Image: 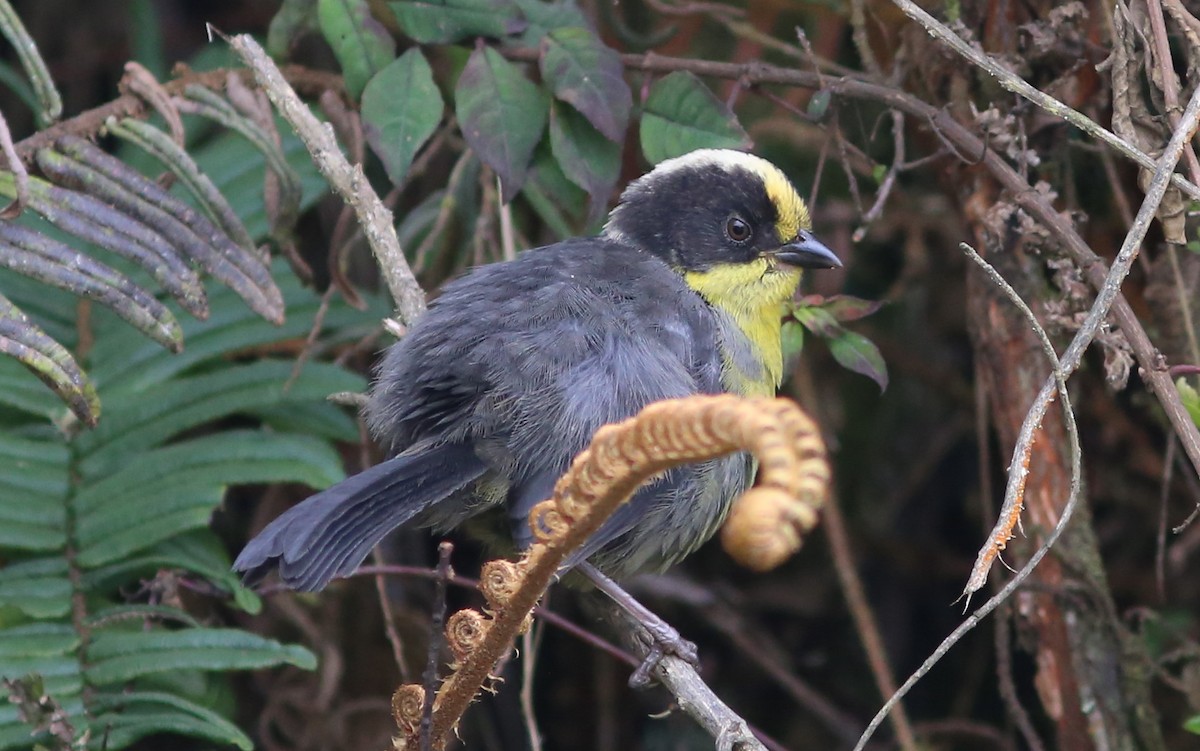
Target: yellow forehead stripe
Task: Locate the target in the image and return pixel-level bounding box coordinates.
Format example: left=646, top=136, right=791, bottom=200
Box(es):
left=755, top=162, right=809, bottom=242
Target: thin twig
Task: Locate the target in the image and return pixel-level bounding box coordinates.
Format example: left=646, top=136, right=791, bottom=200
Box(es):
left=373, top=547, right=413, bottom=684
left=887, top=0, right=1200, bottom=202
left=520, top=622, right=543, bottom=751
left=1146, top=0, right=1200, bottom=182
left=0, top=110, right=28, bottom=218
left=0, top=0, right=62, bottom=125
left=822, top=495, right=918, bottom=751
left=1158, top=438, right=1177, bottom=601
left=420, top=543, right=454, bottom=751
left=854, top=110, right=904, bottom=242
left=225, top=32, right=426, bottom=326
left=966, top=84, right=1200, bottom=596
left=977, top=382, right=1045, bottom=751
left=851, top=238, right=1084, bottom=750
left=498, top=176, right=516, bottom=262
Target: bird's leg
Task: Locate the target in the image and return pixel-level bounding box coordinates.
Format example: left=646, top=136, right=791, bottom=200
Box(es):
left=578, top=563, right=699, bottom=688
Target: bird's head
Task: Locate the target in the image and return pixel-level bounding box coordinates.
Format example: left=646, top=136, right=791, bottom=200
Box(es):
left=602, top=149, right=840, bottom=282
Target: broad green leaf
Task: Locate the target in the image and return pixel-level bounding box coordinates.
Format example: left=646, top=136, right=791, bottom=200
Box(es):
left=1178, top=378, right=1200, bottom=428
left=76, top=486, right=226, bottom=567
left=548, top=101, right=620, bottom=223
left=0, top=559, right=71, bottom=618
left=87, top=260, right=381, bottom=389
left=362, top=49, right=444, bottom=185
left=790, top=304, right=841, bottom=338
left=75, top=361, right=364, bottom=478
left=318, top=0, right=396, bottom=99
left=72, top=431, right=345, bottom=516
left=251, top=400, right=360, bottom=443
left=0, top=654, right=83, bottom=697
left=0, top=356, right=61, bottom=419
left=0, top=433, right=68, bottom=491
left=87, top=604, right=201, bottom=629
left=807, top=89, right=832, bottom=121
left=86, top=628, right=316, bottom=684
left=1185, top=714, right=1200, bottom=734
left=83, top=532, right=261, bottom=614
left=540, top=27, right=630, bottom=142
left=91, top=691, right=252, bottom=750
left=0, top=623, right=77, bottom=659
left=522, top=141, right=587, bottom=238
left=74, top=433, right=346, bottom=565
left=513, top=0, right=588, bottom=45
left=390, top=0, right=525, bottom=43
left=828, top=330, right=888, bottom=391
left=268, top=0, right=319, bottom=58
left=456, top=46, right=548, bottom=201
left=640, top=71, right=750, bottom=165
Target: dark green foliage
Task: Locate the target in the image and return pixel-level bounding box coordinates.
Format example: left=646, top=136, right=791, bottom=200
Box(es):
left=0, top=261, right=385, bottom=749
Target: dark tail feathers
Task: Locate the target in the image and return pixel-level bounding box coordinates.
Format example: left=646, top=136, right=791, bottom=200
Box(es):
left=233, top=443, right=486, bottom=591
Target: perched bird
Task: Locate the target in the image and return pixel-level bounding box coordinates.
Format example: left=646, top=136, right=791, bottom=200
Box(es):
left=234, top=148, right=840, bottom=593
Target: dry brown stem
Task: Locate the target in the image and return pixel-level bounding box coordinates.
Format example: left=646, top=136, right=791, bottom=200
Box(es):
left=388, top=395, right=829, bottom=750
left=225, top=32, right=426, bottom=327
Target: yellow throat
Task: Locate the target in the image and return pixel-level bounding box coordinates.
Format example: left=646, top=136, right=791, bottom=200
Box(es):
left=684, top=259, right=802, bottom=396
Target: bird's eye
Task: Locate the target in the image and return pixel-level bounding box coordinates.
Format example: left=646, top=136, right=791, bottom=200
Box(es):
left=725, top=216, right=752, bottom=243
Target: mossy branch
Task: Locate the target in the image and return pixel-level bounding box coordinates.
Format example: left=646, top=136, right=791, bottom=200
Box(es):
left=388, top=394, right=830, bottom=750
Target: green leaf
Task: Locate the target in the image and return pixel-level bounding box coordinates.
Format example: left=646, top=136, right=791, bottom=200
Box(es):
left=521, top=140, right=587, bottom=237
left=91, top=691, right=252, bottom=750
left=1178, top=378, right=1200, bottom=427
left=790, top=304, right=841, bottom=338
left=0, top=559, right=71, bottom=618
left=806, top=89, right=831, bottom=121
left=540, top=27, right=630, bottom=142
left=390, top=0, right=525, bottom=44
left=86, top=628, right=317, bottom=685
left=82, top=532, right=261, bottom=614
left=828, top=330, right=889, bottom=391
left=317, top=0, right=396, bottom=99
left=0, top=623, right=78, bottom=659
left=268, top=0, right=319, bottom=58
left=73, top=432, right=347, bottom=566
left=795, top=294, right=883, bottom=323
left=640, top=71, right=750, bottom=165
left=456, top=46, right=548, bottom=201
left=75, top=361, right=364, bottom=478
left=362, top=49, right=444, bottom=185
left=782, top=319, right=804, bottom=363
left=549, top=101, right=620, bottom=223
left=1185, top=714, right=1200, bottom=735
left=513, top=0, right=588, bottom=45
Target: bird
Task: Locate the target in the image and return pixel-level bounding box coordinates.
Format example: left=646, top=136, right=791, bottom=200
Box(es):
left=234, top=148, right=840, bottom=596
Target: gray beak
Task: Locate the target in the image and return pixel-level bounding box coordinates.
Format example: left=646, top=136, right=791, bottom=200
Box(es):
left=773, top=230, right=842, bottom=269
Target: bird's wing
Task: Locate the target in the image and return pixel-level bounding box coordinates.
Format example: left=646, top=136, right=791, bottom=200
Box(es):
left=365, top=240, right=724, bottom=566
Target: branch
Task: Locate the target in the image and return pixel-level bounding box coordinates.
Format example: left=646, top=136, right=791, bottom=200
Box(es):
left=385, top=396, right=829, bottom=750
left=226, top=32, right=426, bottom=327
left=887, top=0, right=1200, bottom=202
left=853, top=80, right=1200, bottom=751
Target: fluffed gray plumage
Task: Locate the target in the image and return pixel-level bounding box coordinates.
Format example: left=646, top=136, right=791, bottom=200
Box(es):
left=234, top=149, right=839, bottom=592
left=234, top=239, right=749, bottom=590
